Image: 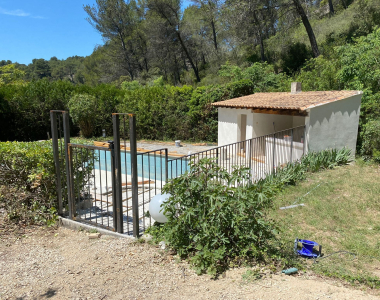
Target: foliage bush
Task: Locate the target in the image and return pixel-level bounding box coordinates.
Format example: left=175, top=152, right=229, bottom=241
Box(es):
left=360, top=119, right=380, bottom=162
left=68, top=93, right=98, bottom=138
left=117, top=78, right=256, bottom=142
left=148, top=158, right=280, bottom=276
left=0, top=141, right=58, bottom=225
left=0, top=74, right=258, bottom=143
left=147, top=148, right=352, bottom=276
left=300, top=148, right=353, bottom=171
left=118, top=85, right=194, bottom=140
left=0, top=139, right=96, bottom=225
left=218, top=62, right=290, bottom=92
left=280, top=42, right=313, bottom=74
left=0, top=79, right=74, bottom=141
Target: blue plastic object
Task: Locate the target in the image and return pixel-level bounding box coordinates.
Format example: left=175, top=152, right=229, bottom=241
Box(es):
left=282, top=267, right=298, bottom=275
left=294, top=238, right=321, bottom=258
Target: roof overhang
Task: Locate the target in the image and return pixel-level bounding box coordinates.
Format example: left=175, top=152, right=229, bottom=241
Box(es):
left=251, top=108, right=308, bottom=117
left=211, top=90, right=362, bottom=116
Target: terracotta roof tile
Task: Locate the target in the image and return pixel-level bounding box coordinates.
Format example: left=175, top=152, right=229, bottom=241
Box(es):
left=211, top=90, right=361, bottom=111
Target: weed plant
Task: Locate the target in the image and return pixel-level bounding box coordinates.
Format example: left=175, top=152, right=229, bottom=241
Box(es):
left=147, top=148, right=352, bottom=277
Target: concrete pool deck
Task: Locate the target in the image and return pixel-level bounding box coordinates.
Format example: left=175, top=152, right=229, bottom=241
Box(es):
left=94, top=140, right=217, bottom=157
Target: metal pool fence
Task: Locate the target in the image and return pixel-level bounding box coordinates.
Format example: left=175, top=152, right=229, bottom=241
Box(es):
left=168, top=126, right=306, bottom=181
left=51, top=110, right=305, bottom=237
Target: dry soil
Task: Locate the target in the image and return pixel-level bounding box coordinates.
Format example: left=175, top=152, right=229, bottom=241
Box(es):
left=0, top=226, right=379, bottom=300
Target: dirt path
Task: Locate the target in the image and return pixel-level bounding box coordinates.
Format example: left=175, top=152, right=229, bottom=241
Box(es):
left=0, top=226, right=379, bottom=300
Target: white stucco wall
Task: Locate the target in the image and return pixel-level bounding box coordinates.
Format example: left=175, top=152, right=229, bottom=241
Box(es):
left=305, top=93, right=362, bottom=155
left=218, top=93, right=362, bottom=154
left=292, top=116, right=306, bottom=128
left=251, top=113, right=295, bottom=137
left=218, top=107, right=306, bottom=146
left=218, top=108, right=254, bottom=146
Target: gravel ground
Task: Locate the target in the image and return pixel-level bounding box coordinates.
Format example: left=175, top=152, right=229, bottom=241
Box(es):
left=0, top=225, right=379, bottom=300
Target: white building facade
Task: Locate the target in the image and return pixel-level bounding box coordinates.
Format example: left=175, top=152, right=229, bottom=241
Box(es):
left=213, top=86, right=362, bottom=157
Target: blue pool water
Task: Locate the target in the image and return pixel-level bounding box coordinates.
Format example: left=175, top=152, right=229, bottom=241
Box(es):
left=94, top=150, right=189, bottom=181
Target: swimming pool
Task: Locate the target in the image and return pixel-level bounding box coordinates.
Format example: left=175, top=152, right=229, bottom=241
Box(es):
left=94, top=149, right=189, bottom=181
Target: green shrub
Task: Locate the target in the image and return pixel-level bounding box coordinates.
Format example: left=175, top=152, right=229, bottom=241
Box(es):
left=0, top=139, right=96, bottom=225
left=0, top=141, right=58, bottom=225
left=148, top=158, right=279, bottom=276
left=296, top=56, right=341, bottom=91
left=218, top=62, right=290, bottom=92
left=117, top=79, right=256, bottom=142
left=0, top=79, right=73, bottom=141
left=281, top=42, right=312, bottom=74
left=121, top=80, right=141, bottom=91
left=147, top=148, right=352, bottom=276
left=118, top=85, right=194, bottom=140
left=68, top=93, right=98, bottom=138
left=300, top=148, right=353, bottom=172
left=360, top=119, right=380, bottom=162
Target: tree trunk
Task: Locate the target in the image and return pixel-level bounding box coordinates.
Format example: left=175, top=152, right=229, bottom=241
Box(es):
left=328, top=0, right=334, bottom=15
left=252, top=10, right=266, bottom=62
left=292, top=0, right=320, bottom=57
left=259, top=35, right=266, bottom=62
left=118, top=32, right=134, bottom=79
left=144, top=58, right=149, bottom=72
left=211, top=19, right=218, bottom=51
left=202, top=53, right=207, bottom=65
left=175, top=31, right=201, bottom=82
left=174, top=56, right=181, bottom=84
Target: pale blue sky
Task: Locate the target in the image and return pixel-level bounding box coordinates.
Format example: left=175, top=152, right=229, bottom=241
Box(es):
left=0, top=0, right=104, bottom=65
left=0, top=0, right=193, bottom=65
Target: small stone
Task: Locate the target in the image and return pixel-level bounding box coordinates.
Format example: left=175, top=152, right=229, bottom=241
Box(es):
left=88, top=233, right=100, bottom=239
left=141, top=234, right=152, bottom=242
left=159, top=241, right=166, bottom=250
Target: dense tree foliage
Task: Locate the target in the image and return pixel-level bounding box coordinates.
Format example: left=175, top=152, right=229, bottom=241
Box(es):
left=3, top=0, right=379, bottom=85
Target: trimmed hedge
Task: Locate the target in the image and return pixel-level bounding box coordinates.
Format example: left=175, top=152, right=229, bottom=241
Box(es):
left=0, top=141, right=58, bottom=225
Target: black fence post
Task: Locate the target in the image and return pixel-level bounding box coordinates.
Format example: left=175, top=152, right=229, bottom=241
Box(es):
left=303, top=125, right=307, bottom=156
left=272, top=133, right=276, bottom=174
left=62, top=111, right=71, bottom=216
left=67, top=144, right=75, bottom=219
left=50, top=111, right=63, bottom=215
left=129, top=114, right=139, bottom=237
left=248, top=140, right=252, bottom=169
left=108, top=140, right=118, bottom=231
left=112, top=114, right=123, bottom=234
left=165, top=149, right=168, bottom=182
left=290, top=128, right=294, bottom=162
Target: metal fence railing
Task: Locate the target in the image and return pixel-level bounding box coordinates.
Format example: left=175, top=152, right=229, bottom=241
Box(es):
left=168, top=126, right=306, bottom=182
left=67, top=143, right=116, bottom=231
left=51, top=110, right=306, bottom=237
left=133, top=149, right=168, bottom=235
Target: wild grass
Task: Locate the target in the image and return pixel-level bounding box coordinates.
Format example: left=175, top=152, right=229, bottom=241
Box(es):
left=271, top=160, right=380, bottom=289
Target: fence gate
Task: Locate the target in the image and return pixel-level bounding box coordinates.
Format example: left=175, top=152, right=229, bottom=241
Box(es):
left=51, top=111, right=168, bottom=237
